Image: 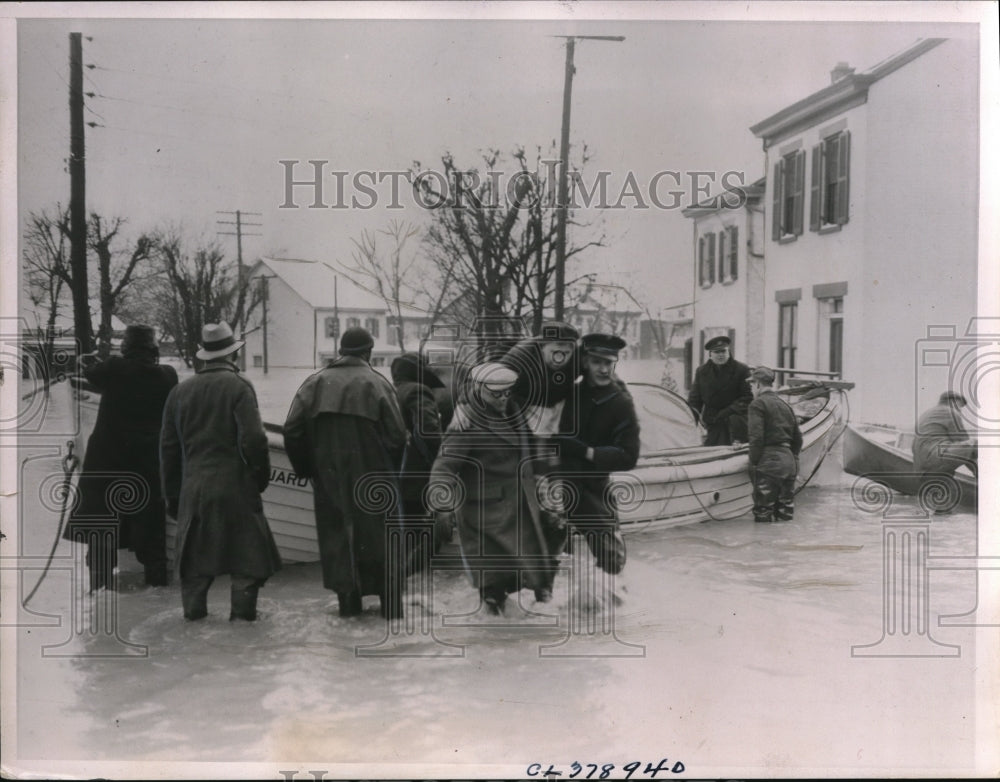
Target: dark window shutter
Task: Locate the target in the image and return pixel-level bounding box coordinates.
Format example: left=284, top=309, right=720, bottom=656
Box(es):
left=730, top=225, right=739, bottom=280
left=707, top=233, right=716, bottom=284
left=836, top=130, right=851, bottom=225
left=718, top=231, right=726, bottom=281
left=809, top=144, right=821, bottom=231
left=727, top=327, right=736, bottom=356
left=792, top=150, right=805, bottom=236
left=771, top=161, right=782, bottom=240
left=698, top=236, right=705, bottom=286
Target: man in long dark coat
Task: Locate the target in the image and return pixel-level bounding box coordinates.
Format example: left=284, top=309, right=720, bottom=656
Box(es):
left=551, top=334, right=640, bottom=576
left=161, top=322, right=281, bottom=621
left=687, top=335, right=752, bottom=446
left=746, top=366, right=803, bottom=523
left=65, top=325, right=178, bottom=590
left=283, top=327, right=408, bottom=619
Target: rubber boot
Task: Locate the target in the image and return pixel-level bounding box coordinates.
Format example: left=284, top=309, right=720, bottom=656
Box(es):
left=144, top=562, right=170, bottom=587
left=229, top=583, right=259, bottom=622
left=181, top=576, right=211, bottom=620
left=337, top=590, right=362, bottom=617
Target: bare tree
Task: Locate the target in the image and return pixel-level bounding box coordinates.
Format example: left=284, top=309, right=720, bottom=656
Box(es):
left=413, top=147, right=605, bottom=349
left=149, top=231, right=261, bottom=367
left=333, top=220, right=423, bottom=353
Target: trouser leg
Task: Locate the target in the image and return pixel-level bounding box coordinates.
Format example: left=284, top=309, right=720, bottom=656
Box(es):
left=230, top=575, right=265, bottom=621
left=86, top=533, right=118, bottom=592
left=774, top=478, right=796, bottom=521
left=752, top=473, right=779, bottom=523
left=581, top=524, right=627, bottom=575
left=337, top=589, right=363, bottom=617
left=181, top=575, right=213, bottom=620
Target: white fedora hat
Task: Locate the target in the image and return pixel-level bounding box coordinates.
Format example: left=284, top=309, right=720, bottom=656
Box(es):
left=196, top=321, right=244, bottom=360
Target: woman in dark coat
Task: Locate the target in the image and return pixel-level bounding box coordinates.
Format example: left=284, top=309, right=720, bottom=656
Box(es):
left=429, top=362, right=551, bottom=615
left=390, top=353, right=452, bottom=571
left=64, top=325, right=178, bottom=590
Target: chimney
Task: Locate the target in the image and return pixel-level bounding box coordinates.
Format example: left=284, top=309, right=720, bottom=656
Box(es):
left=830, top=61, right=855, bottom=84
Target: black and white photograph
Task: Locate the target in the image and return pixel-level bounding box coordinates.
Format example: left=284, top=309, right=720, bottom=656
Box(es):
left=1, top=2, right=998, bottom=779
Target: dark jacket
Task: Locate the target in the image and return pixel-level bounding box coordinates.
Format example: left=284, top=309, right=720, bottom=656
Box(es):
left=557, top=378, right=641, bottom=520
left=688, top=358, right=753, bottom=446
left=394, top=378, right=444, bottom=503
left=160, top=363, right=281, bottom=579
left=500, top=336, right=581, bottom=407
left=283, top=356, right=407, bottom=595
left=747, top=389, right=803, bottom=480
left=65, top=356, right=178, bottom=556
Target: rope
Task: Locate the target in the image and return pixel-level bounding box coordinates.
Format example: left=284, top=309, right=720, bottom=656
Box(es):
left=21, top=440, right=80, bottom=607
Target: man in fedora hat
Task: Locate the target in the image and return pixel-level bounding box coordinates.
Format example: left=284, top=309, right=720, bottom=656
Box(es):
left=746, top=366, right=803, bottom=523
left=161, top=321, right=281, bottom=620
left=687, top=334, right=752, bottom=446
left=66, top=324, right=178, bottom=589
left=549, top=333, right=640, bottom=579
left=284, top=326, right=409, bottom=619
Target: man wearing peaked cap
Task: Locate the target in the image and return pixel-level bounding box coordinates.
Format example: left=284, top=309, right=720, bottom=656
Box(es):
left=547, top=332, right=640, bottom=580
left=688, top=334, right=752, bottom=446
left=160, top=321, right=280, bottom=621
left=283, top=325, right=409, bottom=620
left=747, top=365, right=802, bottom=523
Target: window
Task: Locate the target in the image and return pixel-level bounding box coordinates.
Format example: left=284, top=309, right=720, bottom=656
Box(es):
left=371, top=356, right=386, bottom=367
left=771, top=149, right=805, bottom=241
left=324, top=316, right=340, bottom=339
left=364, top=317, right=380, bottom=338
left=818, top=296, right=844, bottom=377
left=698, top=232, right=716, bottom=288
left=346, top=317, right=361, bottom=329
left=718, top=225, right=738, bottom=283
left=253, top=355, right=263, bottom=368
left=810, top=130, right=851, bottom=230
left=778, top=302, right=797, bottom=381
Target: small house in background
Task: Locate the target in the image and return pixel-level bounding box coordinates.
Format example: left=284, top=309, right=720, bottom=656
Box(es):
left=683, top=176, right=767, bottom=373
left=243, top=257, right=433, bottom=371
left=749, top=37, right=977, bottom=427
left=641, top=303, right=694, bottom=393
left=564, top=282, right=643, bottom=358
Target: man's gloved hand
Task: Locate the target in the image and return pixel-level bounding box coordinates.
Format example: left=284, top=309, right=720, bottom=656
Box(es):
left=552, top=435, right=588, bottom=460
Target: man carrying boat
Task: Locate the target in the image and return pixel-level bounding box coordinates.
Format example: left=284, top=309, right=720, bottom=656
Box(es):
left=746, top=366, right=803, bottom=523
left=160, top=322, right=281, bottom=621
left=687, top=335, right=752, bottom=446
left=283, top=326, right=408, bottom=619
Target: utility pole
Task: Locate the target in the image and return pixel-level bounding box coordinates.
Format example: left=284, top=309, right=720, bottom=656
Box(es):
left=217, top=209, right=262, bottom=368
left=552, top=34, right=625, bottom=321
left=260, top=275, right=270, bottom=375
left=69, top=32, right=92, bottom=354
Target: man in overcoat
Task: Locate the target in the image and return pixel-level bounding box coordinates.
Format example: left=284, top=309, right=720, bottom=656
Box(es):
left=687, top=335, right=752, bottom=446
left=429, top=363, right=551, bottom=615
left=283, top=327, right=408, bottom=619
left=551, top=333, right=640, bottom=576
left=161, top=322, right=281, bottom=621
left=66, top=325, right=178, bottom=590
left=746, top=366, right=803, bottom=523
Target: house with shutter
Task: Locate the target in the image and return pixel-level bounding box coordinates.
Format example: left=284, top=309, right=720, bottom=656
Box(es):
left=682, top=176, right=767, bottom=375
left=749, top=36, right=978, bottom=427
left=243, top=257, right=432, bottom=371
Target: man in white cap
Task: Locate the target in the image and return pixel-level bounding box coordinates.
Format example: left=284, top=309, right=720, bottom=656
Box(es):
left=284, top=326, right=409, bottom=619
left=161, top=322, right=281, bottom=620
left=429, top=362, right=551, bottom=615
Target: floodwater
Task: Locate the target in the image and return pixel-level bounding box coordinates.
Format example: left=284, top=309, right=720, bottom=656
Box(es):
left=4, top=381, right=997, bottom=779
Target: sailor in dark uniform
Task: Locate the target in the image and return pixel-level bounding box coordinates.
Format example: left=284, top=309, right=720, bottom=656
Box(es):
left=687, top=335, right=752, bottom=446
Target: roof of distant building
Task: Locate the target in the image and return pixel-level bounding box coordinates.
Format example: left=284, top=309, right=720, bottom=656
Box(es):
left=252, top=257, right=429, bottom=316
left=682, top=176, right=766, bottom=218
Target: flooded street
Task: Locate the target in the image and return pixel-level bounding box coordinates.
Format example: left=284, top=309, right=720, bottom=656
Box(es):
left=7, top=383, right=996, bottom=778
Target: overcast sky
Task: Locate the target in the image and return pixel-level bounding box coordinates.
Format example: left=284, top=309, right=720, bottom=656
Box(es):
left=9, top=4, right=990, bottom=317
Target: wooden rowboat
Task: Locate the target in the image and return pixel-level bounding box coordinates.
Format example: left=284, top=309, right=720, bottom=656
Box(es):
left=843, top=422, right=977, bottom=509
left=69, top=375, right=850, bottom=564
